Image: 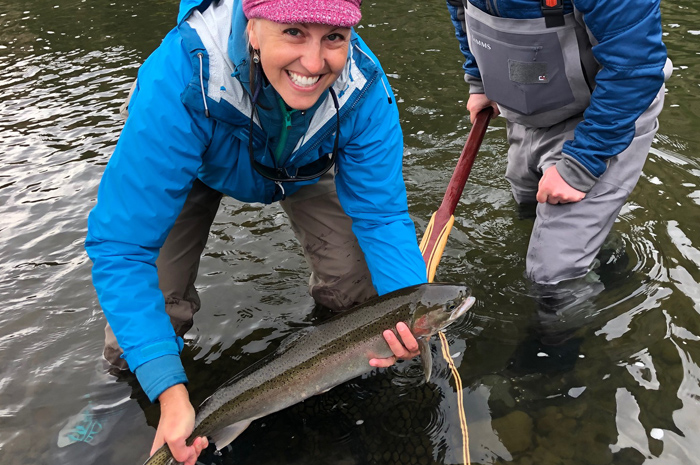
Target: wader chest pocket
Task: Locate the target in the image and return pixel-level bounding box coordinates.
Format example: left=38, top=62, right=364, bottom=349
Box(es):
left=468, top=29, right=575, bottom=116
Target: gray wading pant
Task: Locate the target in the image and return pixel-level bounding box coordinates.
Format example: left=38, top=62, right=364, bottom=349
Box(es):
left=103, top=172, right=377, bottom=369
left=505, top=84, right=666, bottom=285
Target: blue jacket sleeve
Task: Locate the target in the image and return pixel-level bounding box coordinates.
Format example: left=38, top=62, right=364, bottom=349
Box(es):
left=85, top=29, right=214, bottom=402
left=560, top=0, right=667, bottom=185
left=446, top=0, right=485, bottom=93
left=446, top=0, right=480, bottom=79
left=334, top=45, right=427, bottom=295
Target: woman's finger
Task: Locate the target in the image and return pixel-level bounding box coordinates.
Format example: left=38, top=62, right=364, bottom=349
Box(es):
left=369, top=355, right=397, bottom=368
left=383, top=329, right=410, bottom=358
left=395, top=322, right=419, bottom=352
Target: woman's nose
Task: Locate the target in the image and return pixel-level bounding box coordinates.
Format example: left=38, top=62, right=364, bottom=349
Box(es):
left=300, top=43, right=325, bottom=75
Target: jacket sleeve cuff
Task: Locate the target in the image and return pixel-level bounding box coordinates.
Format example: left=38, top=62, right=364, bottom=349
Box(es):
left=556, top=156, right=599, bottom=193
left=464, top=73, right=485, bottom=94
left=134, top=354, right=188, bottom=402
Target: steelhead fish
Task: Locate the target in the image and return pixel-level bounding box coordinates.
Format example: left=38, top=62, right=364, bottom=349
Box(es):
left=143, top=283, right=474, bottom=465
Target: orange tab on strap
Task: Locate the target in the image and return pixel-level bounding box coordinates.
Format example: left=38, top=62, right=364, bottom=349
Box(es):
left=541, top=0, right=565, bottom=28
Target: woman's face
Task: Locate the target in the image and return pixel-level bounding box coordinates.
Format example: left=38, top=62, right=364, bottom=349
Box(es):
left=247, top=19, right=351, bottom=110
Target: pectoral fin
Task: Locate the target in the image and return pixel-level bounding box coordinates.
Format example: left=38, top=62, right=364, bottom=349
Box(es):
left=418, top=338, right=432, bottom=383
left=209, top=418, right=257, bottom=450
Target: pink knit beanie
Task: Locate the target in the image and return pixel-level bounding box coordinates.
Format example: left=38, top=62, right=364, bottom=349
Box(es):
left=242, top=0, right=362, bottom=28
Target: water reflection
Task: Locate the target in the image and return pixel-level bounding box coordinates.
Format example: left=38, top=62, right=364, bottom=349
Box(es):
left=0, top=0, right=699, bottom=463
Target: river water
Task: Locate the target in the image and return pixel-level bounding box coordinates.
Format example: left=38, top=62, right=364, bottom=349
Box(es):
left=1, top=1, right=698, bottom=464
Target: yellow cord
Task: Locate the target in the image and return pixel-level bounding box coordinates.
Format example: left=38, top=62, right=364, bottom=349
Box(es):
left=438, top=331, right=470, bottom=465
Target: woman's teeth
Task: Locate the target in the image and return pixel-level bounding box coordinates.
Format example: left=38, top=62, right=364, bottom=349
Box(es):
left=288, top=71, right=320, bottom=88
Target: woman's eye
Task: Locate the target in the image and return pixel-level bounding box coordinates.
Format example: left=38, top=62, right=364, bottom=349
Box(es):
left=283, top=28, right=301, bottom=37
left=327, top=33, right=345, bottom=42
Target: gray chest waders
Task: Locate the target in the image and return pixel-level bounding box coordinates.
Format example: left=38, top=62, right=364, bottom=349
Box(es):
left=466, top=2, right=600, bottom=128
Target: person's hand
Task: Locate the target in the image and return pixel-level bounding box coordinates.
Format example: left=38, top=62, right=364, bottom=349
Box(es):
left=369, top=322, right=421, bottom=368
left=536, top=165, right=586, bottom=204
left=466, top=93, right=500, bottom=124
left=150, top=384, right=208, bottom=465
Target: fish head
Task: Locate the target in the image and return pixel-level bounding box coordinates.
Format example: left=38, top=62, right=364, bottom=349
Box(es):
left=409, top=284, right=475, bottom=338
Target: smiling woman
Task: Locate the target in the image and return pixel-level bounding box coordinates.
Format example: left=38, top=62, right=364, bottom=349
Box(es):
left=247, top=20, right=351, bottom=110
left=78, top=0, right=429, bottom=463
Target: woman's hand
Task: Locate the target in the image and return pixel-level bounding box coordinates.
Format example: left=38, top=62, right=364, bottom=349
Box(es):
left=466, top=93, right=500, bottom=124
left=369, top=322, right=421, bottom=368
left=151, top=384, right=208, bottom=465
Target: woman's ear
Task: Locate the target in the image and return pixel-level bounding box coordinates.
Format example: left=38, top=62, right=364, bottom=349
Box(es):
left=246, top=20, right=260, bottom=50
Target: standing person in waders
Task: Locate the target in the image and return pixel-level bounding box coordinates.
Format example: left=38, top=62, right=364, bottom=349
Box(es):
left=444, top=0, right=671, bottom=364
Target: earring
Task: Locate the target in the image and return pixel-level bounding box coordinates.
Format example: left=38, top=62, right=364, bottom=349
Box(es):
left=252, top=49, right=260, bottom=64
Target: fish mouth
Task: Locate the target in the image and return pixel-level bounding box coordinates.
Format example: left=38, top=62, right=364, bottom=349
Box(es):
left=448, top=296, right=475, bottom=322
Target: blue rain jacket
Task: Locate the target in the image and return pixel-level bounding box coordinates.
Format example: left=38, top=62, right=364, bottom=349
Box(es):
left=446, top=0, right=668, bottom=188
left=86, top=0, right=427, bottom=401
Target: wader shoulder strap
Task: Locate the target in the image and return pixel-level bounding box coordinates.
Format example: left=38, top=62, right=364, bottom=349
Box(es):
left=541, top=0, right=565, bottom=28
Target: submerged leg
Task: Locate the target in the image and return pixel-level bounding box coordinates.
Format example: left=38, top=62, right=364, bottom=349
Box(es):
left=526, top=86, right=665, bottom=285
left=280, top=172, right=377, bottom=313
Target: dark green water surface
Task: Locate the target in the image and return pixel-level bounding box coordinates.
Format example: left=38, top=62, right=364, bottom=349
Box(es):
left=1, top=1, right=699, bottom=464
